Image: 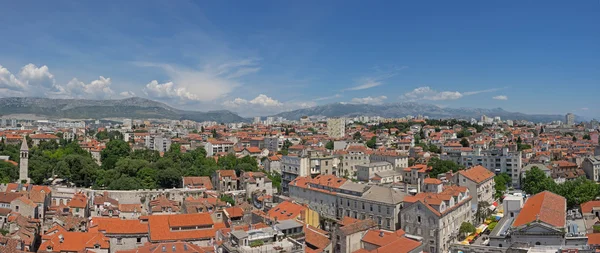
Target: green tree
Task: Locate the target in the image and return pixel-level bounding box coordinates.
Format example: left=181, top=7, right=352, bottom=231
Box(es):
left=494, top=173, right=510, bottom=200
left=101, top=140, right=130, bottom=162
left=428, top=158, right=463, bottom=177
left=109, top=175, right=143, bottom=190
left=366, top=136, right=377, bottom=149
left=220, top=194, right=235, bottom=206
left=325, top=141, right=334, bottom=150
left=583, top=134, right=591, bottom=140
left=522, top=167, right=556, bottom=195
left=459, top=222, right=476, bottom=239
left=457, top=129, right=472, bottom=138
left=572, top=136, right=577, bottom=142
left=460, top=138, right=470, bottom=147
left=353, top=131, right=362, bottom=140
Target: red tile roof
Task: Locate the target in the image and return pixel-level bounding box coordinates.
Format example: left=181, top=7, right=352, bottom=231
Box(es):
left=182, top=176, right=213, bottom=190
left=423, top=178, right=442, bottom=185
left=39, top=231, right=109, bottom=252
left=458, top=165, right=495, bottom=184
left=115, top=241, right=207, bottom=253
left=68, top=193, right=87, bottom=208
left=29, top=134, right=59, bottom=139
left=512, top=191, right=566, bottom=228
left=147, top=213, right=225, bottom=242
left=91, top=217, right=149, bottom=234
left=581, top=201, right=600, bottom=214
left=267, top=201, right=306, bottom=221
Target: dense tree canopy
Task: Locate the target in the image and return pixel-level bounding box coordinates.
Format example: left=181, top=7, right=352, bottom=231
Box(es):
left=494, top=173, right=510, bottom=199
left=522, top=167, right=600, bottom=208
left=428, top=158, right=463, bottom=177
left=0, top=137, right=260, bottom=191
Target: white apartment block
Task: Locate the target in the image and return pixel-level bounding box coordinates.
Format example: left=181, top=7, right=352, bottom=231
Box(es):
left=582, top=156, right=600, bottom=182
left=144, top=134, right=171, bottom=152
left=327, top=118, right=346, bottom=138
left=443, top=147, right=522, bottom=188
left=203, top=140, right=234, bottom=157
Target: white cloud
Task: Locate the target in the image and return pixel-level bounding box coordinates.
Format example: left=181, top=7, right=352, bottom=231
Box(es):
left=403, top=86, right=502, bottom=101
left=223, top=94, right=282, bottom=107
left=350, top=96, right=388, bottom=105
left=0, top=63, right=131, bottom=99
left=120, top=91, right=136, bottom=97
left=492, top=95, right=508, bottom=100
left=144, top=80, right=199, bottom=101
left=138, top=59, right=260, bottom=102
left=54, top=76, right=115, bottom=99
left=0, top=65, right=25, bottom=90
left=223, top=94, right=315, bottom=116
left=581, top=107, right=589, bottom=111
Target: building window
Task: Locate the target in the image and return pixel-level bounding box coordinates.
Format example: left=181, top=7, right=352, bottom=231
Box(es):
left=417, top=216, right=421, bottom=223
left=137, top=237, right=142, bottom=244
left=117, top=238, right=123, bottom=245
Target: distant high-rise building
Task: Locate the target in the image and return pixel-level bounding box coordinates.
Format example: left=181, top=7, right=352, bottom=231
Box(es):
left=123, top=118, right=133, bottom=129
left=327, top=118, right=346, bottom=138
left=0, top=118, right=5, bottom=127
left=266, top=117, right=274, bottom=125
left=253, top=116, right=261, bottom=124
left=566, top=113, right=575, bottom=126
left=10, top=119, right=17, bottom=127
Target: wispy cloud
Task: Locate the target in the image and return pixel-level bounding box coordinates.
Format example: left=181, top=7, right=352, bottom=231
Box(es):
left=344, top=66, right=407, bottom=91
left=402, top=86, right=504, bottom=101
left=580, top=107, right=589, bottom=111
left=350, top=96, right=388, bottom=105
left=492, top=95, right=508, bottom=100
left=314, top=94, right=342, bottom=101
left=137, top=58, right=260, bottom=102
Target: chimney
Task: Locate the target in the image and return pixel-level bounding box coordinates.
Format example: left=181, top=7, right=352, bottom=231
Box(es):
left=379, top=231, right=384, bottom=237
left=59, top=234, right=64, bottom=243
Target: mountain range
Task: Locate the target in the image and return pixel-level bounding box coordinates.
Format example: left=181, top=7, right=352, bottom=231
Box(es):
left=273, top=102, right=571, bottom=123
left=0, top=97, right=245, bottom=123
left=0, top=97, right=573, bottom=123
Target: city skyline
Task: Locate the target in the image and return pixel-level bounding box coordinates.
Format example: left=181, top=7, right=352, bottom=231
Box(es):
left=0, top=1, right=598, bottom=118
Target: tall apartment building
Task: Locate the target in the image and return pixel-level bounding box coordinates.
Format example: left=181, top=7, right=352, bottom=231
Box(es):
left=443, top=147, right=522, bottom=188
left=281, top=155, right=336, bottom=194
left=566, top=113, right=575, bottom=126
left=264, top=136, right=282, bottom=153
left=327, top=118, right=346, bottom=138
left=144, top=134, right=171, bottom=152
left=336, top=145, right=370, bottom=179
left=204, top=140, right=234, bottom=157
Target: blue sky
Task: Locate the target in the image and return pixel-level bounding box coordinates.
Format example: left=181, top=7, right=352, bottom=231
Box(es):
left=0, top=1, right=598, bottom=117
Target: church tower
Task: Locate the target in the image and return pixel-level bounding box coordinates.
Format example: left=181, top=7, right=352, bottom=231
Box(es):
left=19, top=137, right=30, bottom=183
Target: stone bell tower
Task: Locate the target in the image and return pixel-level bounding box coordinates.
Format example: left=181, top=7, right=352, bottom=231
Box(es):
left=19, top=137, right=30, bottom=184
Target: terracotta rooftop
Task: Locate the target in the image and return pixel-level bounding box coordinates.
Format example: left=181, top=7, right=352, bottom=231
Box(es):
left=182, top=176, right=213, bottom=190
left=267, top=201, right=306, bottom=221
left=458, top=165, right=495, bottom=184
left=512, top=191, right=566, bottom=228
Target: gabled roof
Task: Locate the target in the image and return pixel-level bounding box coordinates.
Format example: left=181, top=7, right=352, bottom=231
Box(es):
left=581, top=200, right=600, bottom=214
left=91, top=217, right=149, bottom=235
left=182, top=176, right=213, bottom=190
left=267, top=201, right=306, bottom=221
left=512, top=191, right=566, bottom=228
left=458, top=165, right=495, bottom=184
left=147, top=213, right=224, bottom=242
left=39, top=231, right=109, bottom=252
